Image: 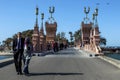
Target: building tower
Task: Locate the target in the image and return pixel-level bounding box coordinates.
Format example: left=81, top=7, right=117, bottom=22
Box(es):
left=80, top=7, right=101, bottom=53
left=32, top=6, right=40, bottom=52
left=45, top=6, right=57, bottom=43
left=81, top=7, right=92, bottom=47
left=92, top=8, right=101, bottom=53
left=39, top=13, right=46, bottom=51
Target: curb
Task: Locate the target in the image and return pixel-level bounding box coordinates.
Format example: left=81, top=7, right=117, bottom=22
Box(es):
left=74, top=47, right=104, bottom=57
left=0, top=58, right=14, bottom=68
left=72, top=47, right=120, bottom=68
left=98, top=56, right=120, bottom=69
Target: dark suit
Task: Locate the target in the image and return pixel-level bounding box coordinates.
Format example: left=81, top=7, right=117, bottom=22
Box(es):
left=12, top=38, right=24, bottom=74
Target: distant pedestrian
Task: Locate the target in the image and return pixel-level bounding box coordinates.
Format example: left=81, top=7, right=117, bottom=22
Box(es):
left=53, top=41, right=59, bottom=52
left=12, top=32, right=24, bottom=75
left=47, top=42, right=51, bottom=50
left=60, top=42, right=64, bottom=50
left=23, top=37, right=33, bottom=74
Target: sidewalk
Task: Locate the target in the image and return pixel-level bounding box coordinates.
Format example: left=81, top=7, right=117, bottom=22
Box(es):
left=74, top=47, right=120, bottom=69
left=74, top=47, right=95, bottom=57
left=98, top=56, right=120, bottom=68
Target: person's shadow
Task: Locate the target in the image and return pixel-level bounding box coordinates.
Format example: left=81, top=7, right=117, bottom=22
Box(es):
left=25, top=72, right=84, bottom=76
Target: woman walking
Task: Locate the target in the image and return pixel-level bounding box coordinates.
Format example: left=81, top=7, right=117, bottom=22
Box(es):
left=23, top=37, right=33, bottom=74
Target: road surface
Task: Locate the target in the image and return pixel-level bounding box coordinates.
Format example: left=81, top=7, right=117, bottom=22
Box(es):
left=0, top=48, right=120, bottom=80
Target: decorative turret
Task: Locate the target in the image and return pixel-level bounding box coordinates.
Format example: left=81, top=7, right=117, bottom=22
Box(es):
left=84, top=7, right=90, bottom=24
left=80, top=7, right=102, bottom=54
left=45, top=6, right=57, bottom=43
left=91, top=7, right=101, bottom=53
left=32, top=6, right=40, bottom=52
left=48, top=6, right=55, bottom=23
left=32, top=6, right=58, bottom=52
left=33, top=6, right=39, bottom=34
left=93, top=7, right=100, bottom=45
left=39, top=13, right=45, bottom=51
left=81, top=7, right=92, bottom=46
left=40, top=13, right=44, bottom=36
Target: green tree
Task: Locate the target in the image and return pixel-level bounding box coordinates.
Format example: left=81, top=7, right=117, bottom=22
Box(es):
left=21, top=29, right=33, bottom=39
left=4, top=38, right=13, bottom=50
left=3, top=29, right=33, bottom=50
left=69, top=32, right=73, bottom=45
left=55, top=32, right=60, bottom=41
left=74, top=29, right=82, bottom=41
left=100, top=37, right=107, bottom=46
left=69, top=32, right=73, bottom=41
left=55, top=32, right=67, bottom=43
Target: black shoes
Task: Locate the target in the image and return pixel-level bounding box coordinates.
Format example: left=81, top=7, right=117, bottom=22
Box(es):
left=17, top=71, right=29, bottom=75
left=17, top=72, right=19, bottom=75
left=19, top=72, right=23, bottom=75
left=17, top=72, right=23, bottom=75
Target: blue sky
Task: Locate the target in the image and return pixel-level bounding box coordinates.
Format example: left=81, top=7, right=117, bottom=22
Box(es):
left=0, top=0, right=120, bottom=46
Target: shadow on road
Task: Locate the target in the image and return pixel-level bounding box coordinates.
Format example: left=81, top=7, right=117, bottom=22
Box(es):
left=26, top=72, right=84, bottom=76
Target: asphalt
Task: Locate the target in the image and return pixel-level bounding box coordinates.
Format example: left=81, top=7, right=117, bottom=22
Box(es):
left=1, top=48, right=120, bottom=80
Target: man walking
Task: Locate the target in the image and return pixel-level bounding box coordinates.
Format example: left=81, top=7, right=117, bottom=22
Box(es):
left=12, top=32, right=24, bottom=75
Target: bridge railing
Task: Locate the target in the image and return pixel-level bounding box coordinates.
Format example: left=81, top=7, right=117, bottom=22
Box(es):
left=101, top=46, right=120, bottom=53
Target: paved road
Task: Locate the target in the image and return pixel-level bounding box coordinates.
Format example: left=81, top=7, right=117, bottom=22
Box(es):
left=0, top=48, right=120, bottom=80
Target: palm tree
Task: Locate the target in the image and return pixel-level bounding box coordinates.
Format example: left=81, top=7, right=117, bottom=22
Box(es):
left=100, top=37, right=107, bottom=46
left=4, top=38, right=13, bottom=50
left=69, top=32, right=73, bottom=45
left=3, top=29, right=33, bottom=50
left=74, top=29, right=82, bottom=41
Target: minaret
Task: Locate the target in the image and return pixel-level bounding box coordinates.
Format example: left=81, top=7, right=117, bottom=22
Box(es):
left=34, top=6, right=39, bottom=34
left=92, top=7, right=101, bottom=53
left=40, top=13, right=44, bottom=35
left=32, top=6, right=40, bottom=52
left=39, top=13, right=45, bottom=51
left=93, top=8, right=100, bottom=45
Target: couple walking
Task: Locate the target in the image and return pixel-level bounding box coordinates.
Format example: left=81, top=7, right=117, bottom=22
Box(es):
left=12, top=32, right=33, bottom=75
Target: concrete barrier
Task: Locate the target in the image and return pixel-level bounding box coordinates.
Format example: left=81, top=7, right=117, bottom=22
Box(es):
left=0, top=52, right=13, bottom=56
left=0, top=58, right=14, bottom=68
